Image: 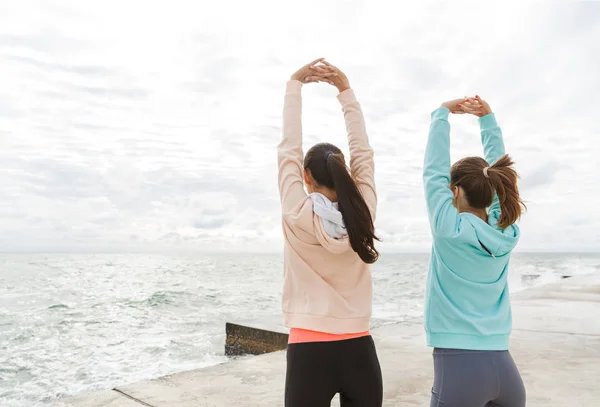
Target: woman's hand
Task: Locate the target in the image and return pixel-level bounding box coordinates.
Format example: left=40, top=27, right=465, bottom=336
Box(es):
left=441, top=98, right=469, bottom=114
left=290, top=58, right=337, bottom=84
left=317, top=61, right=351, bottom=93
left=459, top=95, right=493, bottom=117
left=441, top=96, right=493, bottom=116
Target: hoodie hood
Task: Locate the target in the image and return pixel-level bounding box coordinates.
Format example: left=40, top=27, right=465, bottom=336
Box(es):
left=464, top=211, right=520, bottom=257
left=308, top=193, right=351, bottom=254
left=309, top=193, right=347, bottom=239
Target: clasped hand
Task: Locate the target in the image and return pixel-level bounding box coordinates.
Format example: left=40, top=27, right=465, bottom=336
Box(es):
left=441, top=96, right=493, bottom=117
left=290, top=58, right=351, bottom=93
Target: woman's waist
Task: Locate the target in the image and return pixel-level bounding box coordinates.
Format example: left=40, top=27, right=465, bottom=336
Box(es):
left=289, top=328, right=371, bottom=344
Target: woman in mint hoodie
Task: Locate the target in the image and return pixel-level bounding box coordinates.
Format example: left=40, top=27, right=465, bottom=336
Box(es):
left=423, top=95, right=527, bottom=407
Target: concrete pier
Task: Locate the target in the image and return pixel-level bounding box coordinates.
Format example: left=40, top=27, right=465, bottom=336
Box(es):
left=225, top=320, right=289, bottom=356
left=57, top=274, right=600, bottom=407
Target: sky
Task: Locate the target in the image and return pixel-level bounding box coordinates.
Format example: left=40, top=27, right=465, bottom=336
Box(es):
left=0, top=0, right=599, bottom=253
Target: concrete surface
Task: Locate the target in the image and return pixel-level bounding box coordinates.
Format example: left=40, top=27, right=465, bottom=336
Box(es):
left=57, top=274, right=600, bottom=407
left=56, top=390, right=147, bottom=407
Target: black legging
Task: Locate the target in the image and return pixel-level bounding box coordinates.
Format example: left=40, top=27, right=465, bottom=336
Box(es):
left=285, top=336, right=383, bottom=407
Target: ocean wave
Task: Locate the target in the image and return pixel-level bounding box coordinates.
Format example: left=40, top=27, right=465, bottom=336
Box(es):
left=125, top=290, right=193, bottom=308
left=48, top=304, right=70, bottom=310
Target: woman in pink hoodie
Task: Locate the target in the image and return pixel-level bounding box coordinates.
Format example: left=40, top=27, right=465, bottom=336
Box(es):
left=278, top=58, right=382, bottom=407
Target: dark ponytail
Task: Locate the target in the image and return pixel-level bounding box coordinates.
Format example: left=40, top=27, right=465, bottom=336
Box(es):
left=304, top=142, right=379, bottom=263
left=450, top=154, right=526, bottom=230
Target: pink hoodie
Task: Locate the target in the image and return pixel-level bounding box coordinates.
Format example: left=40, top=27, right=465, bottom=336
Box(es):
left=277, top=80, right=377, bottom=334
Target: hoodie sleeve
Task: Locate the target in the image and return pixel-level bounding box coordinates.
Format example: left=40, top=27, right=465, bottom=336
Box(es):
left=337, top=89, right=377, bottom=219
left=423, top=107, right=459, bottom=237
left=278, top=80, right=308, bottom=213
left=479, top=113, right=506, bottom=216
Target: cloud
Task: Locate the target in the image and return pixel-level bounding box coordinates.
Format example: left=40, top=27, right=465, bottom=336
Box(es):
left=62, top=83, right=150, bottom=100
left=0, top=29, right=85, bottom=53
left=519, top=162, right=562, bottom=191
left=193, top=218, right=228, bottom=230
left=3, top=54, right=116, bottom=77
left=0, top=0, right=598, bottom=252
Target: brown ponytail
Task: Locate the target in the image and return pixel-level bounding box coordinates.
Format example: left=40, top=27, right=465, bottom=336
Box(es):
left=487, top=154, right=526, bottom=229
left=304, top=142, right=380, bottom=263
left=450, top=154, right=526, bottom=229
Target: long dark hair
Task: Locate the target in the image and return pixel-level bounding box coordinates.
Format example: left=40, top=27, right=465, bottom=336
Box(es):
left=304, top=142, right=379, bottom=263
left=450, top=154, right=526, bottom=229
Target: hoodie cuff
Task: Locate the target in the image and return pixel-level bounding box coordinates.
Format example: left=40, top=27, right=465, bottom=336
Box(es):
left=337, top=88, right=357, bottom=105
left=479, top=113, right=498, bottom=130
left=286, top=80, right=303, bottom=93
left=431, top=107, right=450, bottom=121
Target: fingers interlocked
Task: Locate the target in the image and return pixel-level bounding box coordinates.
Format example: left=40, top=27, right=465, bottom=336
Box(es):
left=304, top=63, right=337, bottom=85
left=458, top=96, right=485, bottom=116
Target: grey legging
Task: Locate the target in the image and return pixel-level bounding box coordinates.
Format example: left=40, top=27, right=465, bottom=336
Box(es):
left=430, top=348, right=526, bottom=407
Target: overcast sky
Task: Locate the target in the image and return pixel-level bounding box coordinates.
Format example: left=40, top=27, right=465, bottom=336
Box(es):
left=0, top=1, right=598, bottom=253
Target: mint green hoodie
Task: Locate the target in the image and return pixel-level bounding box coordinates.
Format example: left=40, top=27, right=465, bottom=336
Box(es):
left=423, top=107, right=520, bottom=351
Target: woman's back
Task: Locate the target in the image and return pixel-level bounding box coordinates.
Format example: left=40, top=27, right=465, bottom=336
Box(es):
left=427, top=211, right=519, bottom=350
left=278, top=79, right=376, bottom=335
left=280, top=202, right=374, bottom=334
left=434, top=211, right=519, bottom=282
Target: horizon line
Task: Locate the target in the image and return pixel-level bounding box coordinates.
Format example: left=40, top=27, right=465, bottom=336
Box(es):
left=1, top=250, right=598, bottom=255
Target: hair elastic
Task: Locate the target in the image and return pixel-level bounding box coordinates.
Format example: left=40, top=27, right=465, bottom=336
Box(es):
left=324, top=151, right=333, bottom=161
left=483, top=167, right=490, bottom=178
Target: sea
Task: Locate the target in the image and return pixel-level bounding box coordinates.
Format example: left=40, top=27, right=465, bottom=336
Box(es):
left=1, top=252, right=599, bottom=406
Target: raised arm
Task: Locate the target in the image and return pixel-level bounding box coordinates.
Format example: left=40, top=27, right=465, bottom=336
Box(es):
left=479, top=101, right=504, bottom=215
left=423, top=106, right=459, bottom=237
left=278, top=58, right=337, bottom=214
left=339, top=89, right=376, bottom=216
left=321, top=61, right=376, bottom=217
left=480, top=114, right=505, bottom=215
left=462, top=96, right=505, bottom=215
left=278, top=80, right=307, bottom=213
